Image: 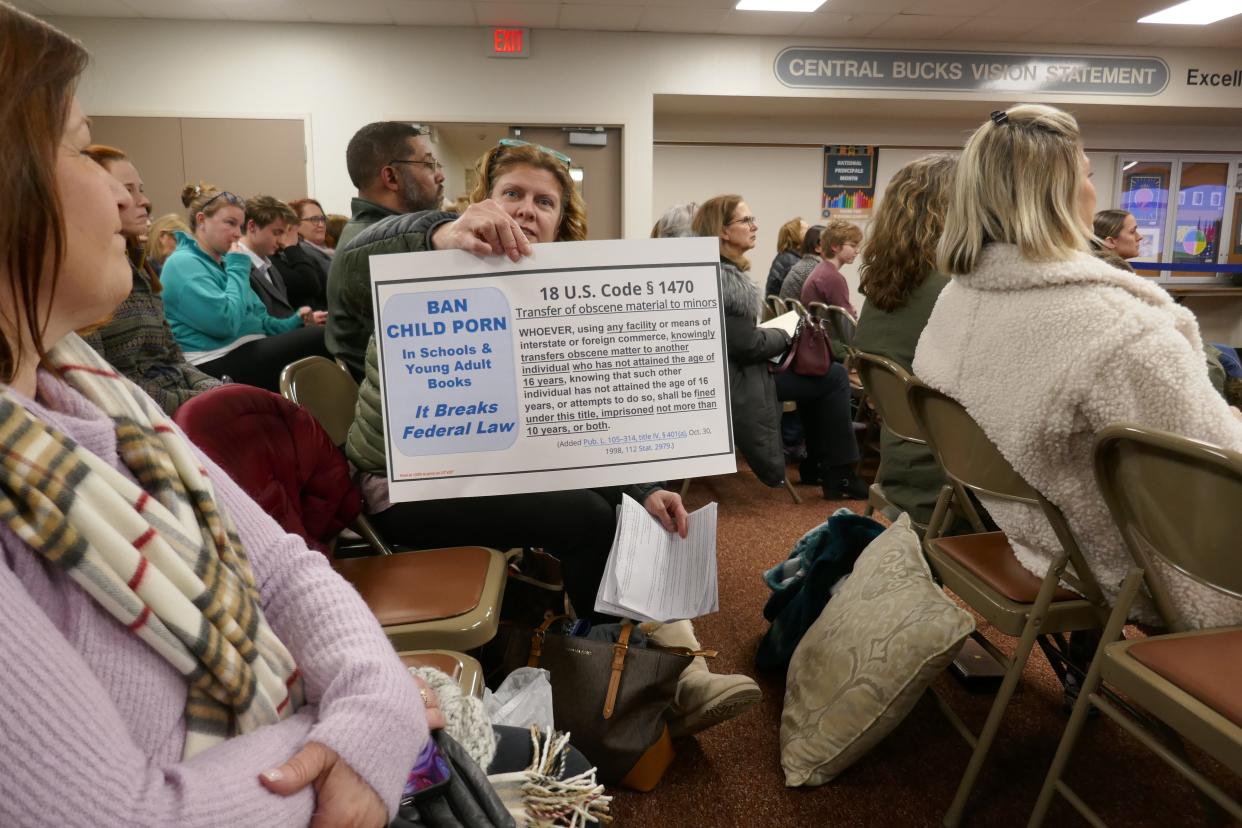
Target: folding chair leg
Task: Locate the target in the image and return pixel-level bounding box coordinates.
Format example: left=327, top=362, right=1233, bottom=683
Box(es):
left=924, top=484, right=953, bottom=542
left=1028, top=569, right=1144, bottom=828
left=783, top=475, right=803, bottom=505
left=944, top=557, right=1072, bottom=828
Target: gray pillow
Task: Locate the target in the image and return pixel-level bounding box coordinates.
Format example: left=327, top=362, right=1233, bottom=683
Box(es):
left=780, top=513, right=974, bottom=786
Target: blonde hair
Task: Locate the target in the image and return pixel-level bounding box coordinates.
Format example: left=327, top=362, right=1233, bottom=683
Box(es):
left=692, top=195, right=749, bottom=271
left=821, top=218, right=862, bottom=257
left=143, top=212, right=191, bottom=282
left=859, top=153, right=957, bottom=312
left=776, top=218, right=804, bottom=254
left=467, top=143, right=587, bottom=242
left=938, top=104, right=1089, bottom=275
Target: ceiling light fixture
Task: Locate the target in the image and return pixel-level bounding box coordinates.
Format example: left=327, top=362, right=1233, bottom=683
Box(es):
left=735, top=0, right=828, bottom=11
left=1138, top=0, right=1242, bottom=25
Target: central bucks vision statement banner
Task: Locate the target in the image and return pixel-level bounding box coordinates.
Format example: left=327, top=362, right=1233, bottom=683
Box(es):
left=369, top=237, right=737, bottom=500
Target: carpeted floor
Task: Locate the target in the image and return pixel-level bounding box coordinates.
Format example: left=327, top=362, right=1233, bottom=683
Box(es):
left=607, top=462, right=1240, bottom=827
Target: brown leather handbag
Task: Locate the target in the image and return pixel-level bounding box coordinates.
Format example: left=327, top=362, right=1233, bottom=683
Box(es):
left=481, top=616, right=702, bottom=789
left=771, top=315, right=832, bottom=377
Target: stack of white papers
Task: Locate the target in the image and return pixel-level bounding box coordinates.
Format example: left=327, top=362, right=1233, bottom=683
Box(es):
left=761, top=309, right=800, bottom=337
left=761, top=310, right=799, bottom=363
left=594, top=495, right=719, bottom=623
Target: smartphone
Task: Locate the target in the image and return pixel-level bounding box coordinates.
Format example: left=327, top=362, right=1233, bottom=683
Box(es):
left=400, top=736, right=451, bottom=804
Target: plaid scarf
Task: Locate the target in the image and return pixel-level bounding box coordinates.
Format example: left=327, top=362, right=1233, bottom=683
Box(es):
left=0, top=334, right=303, bottom=759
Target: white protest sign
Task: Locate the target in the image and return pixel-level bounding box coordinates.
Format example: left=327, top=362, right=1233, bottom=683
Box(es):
left=369, top=237, right=736, bottom=500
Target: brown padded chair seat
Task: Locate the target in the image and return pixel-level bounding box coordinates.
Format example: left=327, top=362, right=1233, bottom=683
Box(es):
left=1126, top=628, right=1242, bottom=729
left=931, top=531, right=1079, bottom=604
left=334, top=546, right=490, bottom=626
left=399, top=651, right=464, bottom=682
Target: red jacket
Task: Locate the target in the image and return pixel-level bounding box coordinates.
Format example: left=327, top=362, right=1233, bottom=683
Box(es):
left=174, top=384, right=361, bottom=555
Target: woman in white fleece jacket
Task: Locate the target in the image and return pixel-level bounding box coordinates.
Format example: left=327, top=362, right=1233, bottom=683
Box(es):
left=913, top=104, right=1242, bottom=629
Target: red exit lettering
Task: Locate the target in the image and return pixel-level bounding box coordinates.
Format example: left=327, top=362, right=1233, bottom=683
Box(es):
left=493, top=29, right=522, bottom=53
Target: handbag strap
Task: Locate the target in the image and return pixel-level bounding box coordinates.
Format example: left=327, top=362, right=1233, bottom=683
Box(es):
left=769, top=316, right=804, bottom=374
left=527, top=614, right=569, bottom=668
left=602, top=621, right=633, bottom=720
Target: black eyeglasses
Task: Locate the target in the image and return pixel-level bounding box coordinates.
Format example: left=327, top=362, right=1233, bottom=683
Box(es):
left=388, top=158, right=444, bottom=173
left=198, top=190, right=244, bottom=211
left=727, top=216, right=758, bottom=228
left=300, top=215, right=328, bottom=225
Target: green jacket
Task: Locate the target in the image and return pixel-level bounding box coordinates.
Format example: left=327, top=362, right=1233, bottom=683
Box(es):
left=325, top=197, right=406, bottom=378
left=853, top=272, right=950, bottom=525
left=343, top=213, right=661, bottom=505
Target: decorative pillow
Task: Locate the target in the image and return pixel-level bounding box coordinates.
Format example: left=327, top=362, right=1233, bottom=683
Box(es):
left=780, top=513, right=974, bottom=786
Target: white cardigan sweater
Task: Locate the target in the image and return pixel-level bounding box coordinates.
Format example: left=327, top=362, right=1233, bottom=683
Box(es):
left=913, top=243, right=1242, bottom=628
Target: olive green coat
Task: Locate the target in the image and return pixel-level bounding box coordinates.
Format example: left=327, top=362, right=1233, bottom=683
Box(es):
left=852, top=272, right=950, bottom=525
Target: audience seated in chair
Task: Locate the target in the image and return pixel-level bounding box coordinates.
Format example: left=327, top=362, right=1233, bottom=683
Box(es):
left=852, top=153, right=956, bottom=526
left=765, top=216, right=806, bottom=297
left=692, top=195, right=865, bottom=500
left=143, top=212, right=191, bottom=277
left=337, top=142, right=762, bottom=737
left=326, top=121, right=445, bottom=380
left=78, top=143, right=220, bottom=415
left=159, top=183, right=328, bottom=393
left=778, top=223, right=823, bottom=302
left=800, top=218, right=861, bottom=317
left=238, top=195, right=325, bottom=324
left=273, top=197, right=334, bottom=311
left=0, top=14, right=431, bottom=822
left=913, top=104, right=1242, bottom=629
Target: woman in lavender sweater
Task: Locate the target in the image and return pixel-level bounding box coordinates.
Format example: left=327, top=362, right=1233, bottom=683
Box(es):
left=0, top=8, right=423, bottom=826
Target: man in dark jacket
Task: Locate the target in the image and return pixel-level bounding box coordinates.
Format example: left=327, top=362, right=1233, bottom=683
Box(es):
left=326, top=121, right=446, bottom=378
left=239, top=196, right=304, bottom=320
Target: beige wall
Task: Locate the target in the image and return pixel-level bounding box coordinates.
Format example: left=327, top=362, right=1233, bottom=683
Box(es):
left=89, top=115, right=307, bottom=219
left=55, top=17, right=1242, bottom=241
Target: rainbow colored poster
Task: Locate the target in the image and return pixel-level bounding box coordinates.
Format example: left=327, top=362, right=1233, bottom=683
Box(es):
left=822, top=146, right=878, bottom=221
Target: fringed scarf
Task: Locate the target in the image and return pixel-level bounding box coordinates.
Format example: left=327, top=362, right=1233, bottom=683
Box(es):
left=0, top=334, right=303, bottom=758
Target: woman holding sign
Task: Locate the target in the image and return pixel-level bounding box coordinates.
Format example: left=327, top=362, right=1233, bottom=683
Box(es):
left=693, top=196, right=866, bottom=500
left=343, top=140, right=762, bottom=739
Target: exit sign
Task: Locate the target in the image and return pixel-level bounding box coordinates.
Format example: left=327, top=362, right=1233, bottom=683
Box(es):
left=489, top=27, right=529, bottom=58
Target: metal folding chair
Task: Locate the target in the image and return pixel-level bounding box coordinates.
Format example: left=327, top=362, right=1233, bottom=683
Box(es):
left=277, top=356, right=508, bottom=652
left=1029, top=424, right=1242, bottom=827
left=853, top=352, right=954, bottom=536
left=823, top=304, right=858, bottom=356
left=766, top=294, right=789, bottom=321
left=907, top=379, right=1110, bottom=827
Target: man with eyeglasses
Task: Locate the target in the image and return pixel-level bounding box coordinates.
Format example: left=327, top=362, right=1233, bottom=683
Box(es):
left=327, top=121, right=446, bottom=378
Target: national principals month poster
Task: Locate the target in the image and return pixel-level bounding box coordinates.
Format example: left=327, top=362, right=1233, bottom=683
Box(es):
left=369, top=237, right=737, bottom=500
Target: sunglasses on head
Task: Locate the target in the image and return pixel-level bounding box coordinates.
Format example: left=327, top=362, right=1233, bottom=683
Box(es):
left=199, top=190, right=244, bottom=212
left=496, top=138, right=572, bottom=168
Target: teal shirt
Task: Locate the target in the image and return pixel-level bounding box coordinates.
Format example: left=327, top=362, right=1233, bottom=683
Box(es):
left=160, top=231, right=302, bottom=354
